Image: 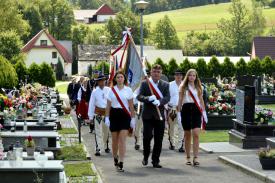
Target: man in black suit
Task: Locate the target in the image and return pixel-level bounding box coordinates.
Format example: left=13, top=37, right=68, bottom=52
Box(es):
left=67, top=78, right=76, bottom=107
left=86, top=70, right=99, bottom=103
left=137, top=64, right=170, bottom=168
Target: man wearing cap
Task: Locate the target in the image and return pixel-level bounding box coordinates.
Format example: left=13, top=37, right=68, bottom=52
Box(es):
left=88, top=74, right=111, bottom=156
left=168, top=69, right=185, bottom=152
left=87, top=70, right=100, bottom=133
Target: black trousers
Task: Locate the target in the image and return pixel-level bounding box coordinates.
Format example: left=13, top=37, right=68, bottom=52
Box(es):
left=143, top=118, right=165, bottom=164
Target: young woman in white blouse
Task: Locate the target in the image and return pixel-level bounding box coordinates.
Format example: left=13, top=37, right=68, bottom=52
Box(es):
left=177, top=69, right=205, bottom=166
left=105, top=70, right=135, bottom=172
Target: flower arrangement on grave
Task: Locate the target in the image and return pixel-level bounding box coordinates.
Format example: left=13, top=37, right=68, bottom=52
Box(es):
left=258, top=147, right=275, bottom=159
left=258, top=147, right=275, bottom=170
left=255, top=107, right=274, bottom=125
left=221, top=91, right=235, bottom=103
left=25, top=135, right=35, bottom=156
left=0, top=94, right=13, bottom=111
left=217, top=103, right=234, bottom=115
left=25, top=135, right=35, bottom=148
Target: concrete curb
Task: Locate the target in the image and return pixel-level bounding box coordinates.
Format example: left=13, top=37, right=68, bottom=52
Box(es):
left=91, top=163, right=103, bottom=183
left=219, top=156, right=275, bottom=183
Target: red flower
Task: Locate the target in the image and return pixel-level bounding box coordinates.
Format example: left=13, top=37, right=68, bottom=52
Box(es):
left=27, top=135, right=32, bottom=142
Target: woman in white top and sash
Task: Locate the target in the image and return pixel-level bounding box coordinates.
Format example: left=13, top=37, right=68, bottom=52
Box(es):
left=105, top=70, right=136, bottom=172
left=177, top=69, right=206, bottom=166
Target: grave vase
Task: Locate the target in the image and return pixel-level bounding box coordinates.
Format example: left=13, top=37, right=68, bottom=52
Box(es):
left=259, top=158, right=275, bottom=170
left=26, top=147, right=35, bottom=156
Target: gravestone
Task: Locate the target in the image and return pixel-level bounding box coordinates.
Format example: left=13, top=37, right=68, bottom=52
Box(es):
left=0, top=160, right=63, bottom=183
left=230, top=86, right=275, bottom=149
left=235, top=86, right=255, bottom=124
left=255, top=76, right=262, bottom=95
left=236, top=75, right=257, bottom=88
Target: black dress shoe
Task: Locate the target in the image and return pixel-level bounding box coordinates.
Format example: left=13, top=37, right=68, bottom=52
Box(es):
left=169, top=145, right=175, bottom=150
left=117, top=162, right=124, bottom=172
left=152, top=163, right=162, bottom=168
left=142, top=159, right=148, bottom=166
left=178, top=147, right=185, bottom=153
left=114, top=156, right=119, bottom=167
left=135, top=144, right=140, bottom=150
left=105, top=148, right=110, bottom=153
left=95, top=150, right=101, bottom=156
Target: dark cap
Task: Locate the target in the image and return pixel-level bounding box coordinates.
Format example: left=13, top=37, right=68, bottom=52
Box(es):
left=174, top=69, right=183, bottom=75
left=94, top=75, right=106, bottom=81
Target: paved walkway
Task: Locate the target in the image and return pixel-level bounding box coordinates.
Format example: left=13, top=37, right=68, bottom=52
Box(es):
left=62, top=95, right=262, bottom=183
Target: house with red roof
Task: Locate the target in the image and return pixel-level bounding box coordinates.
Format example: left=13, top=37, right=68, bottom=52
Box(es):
left=21, top=29, right=72, bottom=76
left=73, top=4, right=115, bottom=24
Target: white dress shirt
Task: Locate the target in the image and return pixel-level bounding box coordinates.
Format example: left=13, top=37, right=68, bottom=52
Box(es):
left=77, top=85, right=86, bottom=102
left=168, top=80, right=181, bottom=107
left=107, top=85, right=133, bottom=110
left=88, top=86, right=110, bottom=119
left=183, top=85, right=202, bottom=104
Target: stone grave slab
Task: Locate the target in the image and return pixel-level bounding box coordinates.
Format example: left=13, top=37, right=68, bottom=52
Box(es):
left=3, top=151, right=54, bottom=160
left=219, top=154, right=275, bottom=183
left=1, top=131, right=60, bottom=152
left=0, top=160, right=63, bottom=183
left=199, top=142, right=255, bottom=153
left=229, top=119, right=275, bottom=149
left=266, top=138, right=275, bottom=148
left=4, top=122, right=57, bottom=131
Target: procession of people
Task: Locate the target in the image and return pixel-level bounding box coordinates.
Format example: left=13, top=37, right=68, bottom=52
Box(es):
left=67, top=64, right=207, bottom=172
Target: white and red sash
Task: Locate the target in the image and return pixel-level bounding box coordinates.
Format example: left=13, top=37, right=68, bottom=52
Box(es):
left=188, top=85, right=208, bottom=130
left=111, top=87, right=131, bottom=117
left=148, top=78, right=163, bottom=99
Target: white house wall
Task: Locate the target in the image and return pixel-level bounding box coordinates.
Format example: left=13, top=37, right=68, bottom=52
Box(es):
left=78, top=61, right=97, bottom=75
left=64, top=63, right=72, bottom=77
left=97, top=15, right=115, bottom=22
left=24, top=48, right=71, bottom=76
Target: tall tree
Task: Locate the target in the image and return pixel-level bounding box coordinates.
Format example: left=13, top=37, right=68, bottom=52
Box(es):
left=39, top=0, right=74, bottom=40
left=56, top=58, right=64, bottom=80
left=0, top=56, right=18, bottom=88
left=247, top=58, right=262, bottom=76
left=250, top=0, right=266, bottom=36
left=152, top=15, right=180, bottom=49
left=208, top=56, right=221, bottom=77
left=39, top=62, right=56, bottom=87
left=28, top=63, right=41, bottom=83
left=235, top=58, right=247, bottom=76
left=196, top=58, right=208, bottom=78
left=167, top=58, right=179, bottom=76
left=22, top=5, right=43, bottom=43
left=14, top=60, right=28, bottom=83
left=71, top=24, right=89, bottom=74
left=221, top=57, right=235, bottom=77
left=0, top=30, right=23, bottom=61
left=217, top=0, right=251, bottom=56
left=105, top=10, right=150, bottom=45
left=0, top=0, right=30, bottom=38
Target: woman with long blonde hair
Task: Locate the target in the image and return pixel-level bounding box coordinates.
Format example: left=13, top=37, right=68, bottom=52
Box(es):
left=177, top=69, right=205, bottom=166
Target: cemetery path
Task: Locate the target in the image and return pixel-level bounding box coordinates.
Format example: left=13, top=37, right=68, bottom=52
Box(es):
left=62, top=96, right=263, bottom=183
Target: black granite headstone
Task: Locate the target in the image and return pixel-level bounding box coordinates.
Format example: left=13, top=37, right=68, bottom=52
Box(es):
left=235, top=86, right=255, bottom=124
left=237, top=75, right=257, bottom=89
left=256, top=76, right=262, bottom=95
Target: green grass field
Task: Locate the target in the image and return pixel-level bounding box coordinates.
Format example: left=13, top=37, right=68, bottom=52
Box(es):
left=86, top=1, right=275, bottom=40
left=55, top=81, right=69, bottom=94
left=200, top=130, right=229, bottom=142
left=144, top=0, right=275, bottom=39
